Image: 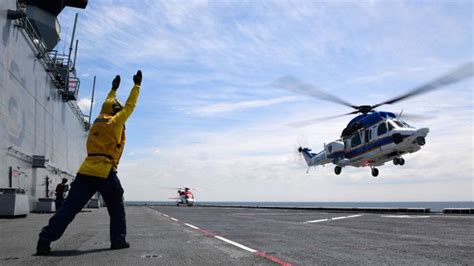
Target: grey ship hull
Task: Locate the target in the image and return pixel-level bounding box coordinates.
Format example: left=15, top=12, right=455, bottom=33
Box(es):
left=0, top=0, right=87, bottom=212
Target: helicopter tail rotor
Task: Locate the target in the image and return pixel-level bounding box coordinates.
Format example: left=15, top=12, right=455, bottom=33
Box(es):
left=292, top=136, right=309, bottom=163
left=297, top=147, right=316, bottom=168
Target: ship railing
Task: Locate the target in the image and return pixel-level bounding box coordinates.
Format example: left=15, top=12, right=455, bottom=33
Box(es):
left=13, top=0, right=88, bottom=130
left=7, top=146, right=76, bottom=180
left=47, top=51, right=72, bottom=70
left=15, top=1, right=82, bottom=95
left=13, top=12, right=77, bottom=96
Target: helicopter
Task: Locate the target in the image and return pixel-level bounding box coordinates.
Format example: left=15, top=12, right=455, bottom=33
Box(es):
left=276, top=63, right=473, bottom=177
left=167, top=187, right=196, bottom=206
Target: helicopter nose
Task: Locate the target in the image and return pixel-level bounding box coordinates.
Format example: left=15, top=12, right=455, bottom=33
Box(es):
left=416, top=136, right=426, bottom=146
left=416, top=127, right=429, bottom=137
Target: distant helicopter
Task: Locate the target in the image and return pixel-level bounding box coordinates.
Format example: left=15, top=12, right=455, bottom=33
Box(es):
left=168, top=187, right=196, bottom=206
left=276, top=63, right=473, bottom=177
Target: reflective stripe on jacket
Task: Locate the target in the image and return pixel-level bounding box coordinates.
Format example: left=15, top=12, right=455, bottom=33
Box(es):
left=78, top=85, right=140, bottom=178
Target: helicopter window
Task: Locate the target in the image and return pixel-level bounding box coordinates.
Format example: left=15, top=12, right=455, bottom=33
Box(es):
left=377, top=122, right=387, bottom=136
left=351, top=133, right=361, bottom=148
left=364, top=129, right=371, bottom=143
left=401, top=120, right=413, bottom=128
left=388, top=121, right=395, bottom=131
left=393, top=120, right=404, bottom=128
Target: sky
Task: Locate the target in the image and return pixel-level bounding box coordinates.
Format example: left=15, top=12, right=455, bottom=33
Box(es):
left=59, top=0, right=473, bottom=202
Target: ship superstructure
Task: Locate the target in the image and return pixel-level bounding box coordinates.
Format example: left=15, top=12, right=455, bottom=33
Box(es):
left=0, top=0, right=89, bottom=213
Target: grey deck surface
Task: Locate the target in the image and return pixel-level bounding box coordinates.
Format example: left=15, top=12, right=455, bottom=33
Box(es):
left=152, top=206, right=474, bottom=265
left=0, top=206, right=273, bottom=265
left=1, top=206, right=473, bottom=265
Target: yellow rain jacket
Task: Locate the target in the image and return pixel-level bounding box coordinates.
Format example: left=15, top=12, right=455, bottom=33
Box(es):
left=78, top=85, right=140, bottom=178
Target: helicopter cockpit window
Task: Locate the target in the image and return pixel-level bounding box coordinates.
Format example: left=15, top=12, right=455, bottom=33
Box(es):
left=401, top=120, right=413, bottom=128
left=351, top=133, right=361, bottom=148
left=393, top=120, right=404, bottom=128
left=377, top=122, right=387, bottom=136
left=387, top=121, right=395, bottom=131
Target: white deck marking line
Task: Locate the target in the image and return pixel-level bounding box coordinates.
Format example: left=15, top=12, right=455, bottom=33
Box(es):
left=381, top=215, right=430, bottom=218
left=214, top=236, right=257, bottom=253
left=305, top=214, right=362, bottom=223
left=184, top=223, right=199, bottom=229
left=154, top=210, right=294, bottom=266
left=437, top=215, right=474, bottom=219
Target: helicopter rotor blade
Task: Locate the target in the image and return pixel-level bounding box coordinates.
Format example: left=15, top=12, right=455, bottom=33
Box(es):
left=159, top=187, right=183, bottom=190
left=274, top=76, right=358, bottom=110
left=372, top=62, right=474, bottom=109
left=396, top=113, right=434, bottom=122
left=287, top=110, right=359, bottom=128
left=187, top=187, right=205, bottom=191
left=160, top=186, right=205, bottom=190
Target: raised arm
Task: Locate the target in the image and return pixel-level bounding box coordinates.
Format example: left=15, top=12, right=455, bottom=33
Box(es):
left=112, top=71, right=142, bottom=126
left=99, top=75, right=120, bottom=113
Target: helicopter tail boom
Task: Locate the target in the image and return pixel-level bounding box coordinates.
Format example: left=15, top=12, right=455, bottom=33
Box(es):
left=298, top=147, right=332, bottom=167
left=298, top=147, right=314, bottom=166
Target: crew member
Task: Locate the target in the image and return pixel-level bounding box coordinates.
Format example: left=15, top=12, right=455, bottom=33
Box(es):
left=36, top=71, right=142, bottom=255
left=54, top=178, right=68, bottom=210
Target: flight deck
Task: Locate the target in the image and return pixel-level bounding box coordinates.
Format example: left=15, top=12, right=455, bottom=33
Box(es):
left=1, top=206, right=473, bottom=265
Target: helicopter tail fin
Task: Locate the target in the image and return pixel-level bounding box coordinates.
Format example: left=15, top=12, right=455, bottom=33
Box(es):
left=298, top=147, right=315, bottom=166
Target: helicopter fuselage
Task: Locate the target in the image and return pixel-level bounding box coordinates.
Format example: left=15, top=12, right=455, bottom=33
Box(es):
left=177, top=196, right=195, bottom=206
left=299, top=111, right=429, bottom=176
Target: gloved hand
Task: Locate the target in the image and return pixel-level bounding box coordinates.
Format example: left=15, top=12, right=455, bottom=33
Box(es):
left=112, top=75, right=121, bottom=91
left=133, top=70, right=142, bottom=86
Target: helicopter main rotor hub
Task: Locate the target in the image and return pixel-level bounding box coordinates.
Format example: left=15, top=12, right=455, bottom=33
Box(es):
left=357, top=105, right=373, bottom=114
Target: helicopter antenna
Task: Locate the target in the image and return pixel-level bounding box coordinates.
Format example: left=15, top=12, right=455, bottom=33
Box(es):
left=398, top=109, right=404, bottom=119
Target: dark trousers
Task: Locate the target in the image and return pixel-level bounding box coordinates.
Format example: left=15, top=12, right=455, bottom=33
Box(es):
left=39, top=171, right=127, bottom=244
left=55, top=196, right=64, bottom=211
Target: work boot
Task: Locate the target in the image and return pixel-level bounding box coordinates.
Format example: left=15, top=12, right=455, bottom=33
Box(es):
left=110, top=241, right=130, bottom=250
left=36, top=239, right=51, bottom=256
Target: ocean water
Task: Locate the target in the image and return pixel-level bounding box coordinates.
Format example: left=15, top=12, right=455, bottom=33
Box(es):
left=126, top=201, right=473, bottom=212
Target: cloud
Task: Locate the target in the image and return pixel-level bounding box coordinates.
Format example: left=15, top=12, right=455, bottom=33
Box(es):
left=121, top=84, right=473, bottom=201
left=55, top=1, right=473, bottom=202
left=77, top=97, right=92, bottom=114
left=190, top=96, right=300, bottom=116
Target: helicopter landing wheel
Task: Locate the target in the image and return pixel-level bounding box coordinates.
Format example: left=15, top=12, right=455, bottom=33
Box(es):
left=334, top=166, right=342, bottom=175
left=399, top=158, right=405, bottom=166
left=393, top=158, right=399, bottom=165
left=371, top=167, right=379, bottom=177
